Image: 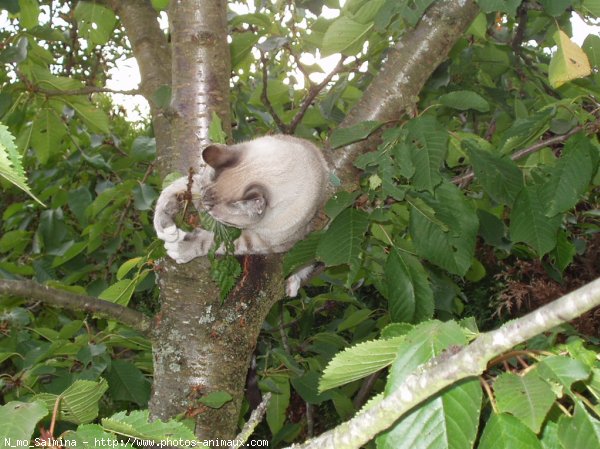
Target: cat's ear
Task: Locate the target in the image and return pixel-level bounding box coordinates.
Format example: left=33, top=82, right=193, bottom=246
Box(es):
left=233, top=184, right=268, bottom=217
left=202, top=144, right=239, bottom=169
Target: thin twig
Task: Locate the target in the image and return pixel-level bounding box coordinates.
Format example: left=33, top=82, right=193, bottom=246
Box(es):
left=452, top=125, right=585, bottom=186
left=0, top=279, right=151, bottom=334
left=232, top=392, right=272, bottom=448
left=260, top=51, right=288, bottom=132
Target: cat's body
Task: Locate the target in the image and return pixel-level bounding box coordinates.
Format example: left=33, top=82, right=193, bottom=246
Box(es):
left=153, top=135, right=329, bottom=296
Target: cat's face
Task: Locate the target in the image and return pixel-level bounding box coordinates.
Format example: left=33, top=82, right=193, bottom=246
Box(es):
left=201, top=144, right=268, bottom=228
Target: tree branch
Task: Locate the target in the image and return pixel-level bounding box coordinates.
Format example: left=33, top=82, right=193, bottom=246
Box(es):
left=28, top=84, right=141, bottom=97
left=260, top=51, right=288, bottom=133
left=0, top=279, right=152, bottom=335
left=287, top=277, right=600, bottom=449
left=329, top=0, right=480, bottom=191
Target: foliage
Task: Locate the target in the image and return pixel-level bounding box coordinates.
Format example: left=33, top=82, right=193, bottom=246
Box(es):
left=0, top=0, right=600, bottom=448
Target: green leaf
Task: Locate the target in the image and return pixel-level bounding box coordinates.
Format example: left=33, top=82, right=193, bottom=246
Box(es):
left=266, top=375, right=290, bottom=436
left=466, top=142, right=524, bottom=206
left=130, top=136, right=156, bottom=161
left=102, top=410, right=198, bottom=443
left=476, top=0, right=522, bottom=16
left=65, top=424, right=135, bottom=449
left=32, top=380, right=108, bottom=424
left=478, top=413, right=543, bottom=449
left=378, top=320, right=480, bottom=449
left=509, top=184, right=562, bottom=256
left=537, top=355, right=590, bottom=392
left=208, top=111, right=227, bottom=144
left=322, top=17, right=373, bottom=56
left=64, top=98, right=110, bottom=134
left=0, top=123, right=45, bottom=206
left=116, top=257, right=143, bottom=280
left=51, top=241, right=87, bottom=268
left=551, top=230, right=576, bottom=271
left=231, top=32, right=260, bottom=69
left=582, top=34, right=600, bottom=68
left=18, top=0, right=40, bottom=28
left=98, top=279, right=136, bottom=306
left=384, top=250, right=434, bottom=323
left=198, top=391, right=233, bottom=408
left=558, top=401, right=600, bottom=449
left=320, top=336, right=404, bottom=392
left=549, top=29, right=592, bottom=88
left=0, top=401, right=47, bottom=442
left=540, top=0, right=573, bottom=16
left=30, top=108, right=67, bottom=164
left=409, top=182, right=478, bottom=276
left=494, top=371, right=556, bottom=432
left=105, top=360, right=150, bottom=407
left=542, top=133, right=596, bottom=216
left=397, top=0, right=436, bottom=26
left=330, top=121, right=382, bottom=149
left=439, top=90, right=490, bottom=112
left=405, top=116, right=448, bottom=192
left=337, top=308, right=373, bottom=331
left=283, top=232, right=321, bottom=276
left=132, top=184, right=157, bottom=211
left=316, top=208, right=369, bottom=268
left=74, top=1, right=118, bottom=46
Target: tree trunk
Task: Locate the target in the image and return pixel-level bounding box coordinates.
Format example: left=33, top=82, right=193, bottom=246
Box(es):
left=110, top=0, right=480, bottom=439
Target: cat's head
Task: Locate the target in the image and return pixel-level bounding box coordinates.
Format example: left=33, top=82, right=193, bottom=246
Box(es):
left=200, top=143, right=268, bottom=228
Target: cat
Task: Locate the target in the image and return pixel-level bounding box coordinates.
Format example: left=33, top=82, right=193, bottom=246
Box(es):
left=153, top=135, right=329, bottom=296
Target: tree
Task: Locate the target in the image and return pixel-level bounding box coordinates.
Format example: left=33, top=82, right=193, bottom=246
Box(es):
left=0, top=0, right=600, bottom=447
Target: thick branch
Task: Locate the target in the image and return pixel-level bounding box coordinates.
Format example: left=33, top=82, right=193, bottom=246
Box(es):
left=0, top=279, right=151, bottom=334
left=288, top=277, right=600, bottom=449
left=330, top=0, right=479, bottom=191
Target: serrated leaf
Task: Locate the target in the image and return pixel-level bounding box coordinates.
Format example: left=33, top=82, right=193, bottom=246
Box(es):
left=466, top=142, right=524, bottom=206
left=198, top=391, right=233, bottom=408
left=537, top=355, right=590, bottom=393
left=409, top=182, right=478, bottom=275
left=316, top=208, right=369, bottom=268
left=64, top=98, right=110, bottom=134
left=509, top=184, right=562, bottom=256
left=320, top=336, right=404, bottom=392
left=102, top=410, right=198, bottom=443
left=330, top=121, right=382, bottom=149
left=384, top=250, right=433, bottom=323
left=558, top=401, right=600, bottom=449
left=65, top=424, right=135, bottom=449
left=439, top=90, right=490, bottom=112
left=322, top=16, right=373, bottom=56
left=0, top=401, right=47, bottom=442
left=494, top=371, right=556, bottom=433
left=51, top=241, right=87, bottom=268
left=378, top=320, right=480, bottom=449
left=33, top=380, right=108, bottom=425
left=0, top=123, right=45, bottom=205
left=478, top=413, right=543, bottom=449
left=405, top=116, right=448, bottom=192
left=231, top=32, right=260, bottom=69
left=543, top=133, right=595, bottom=216
left=549, top=29, right=592, bottom=88
left=337, top=308, right=373, bottom=331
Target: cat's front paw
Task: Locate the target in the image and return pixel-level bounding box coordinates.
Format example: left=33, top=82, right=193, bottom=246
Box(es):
left=163, top=228, right=213, bottom=264
left=156, top=224, right=185, bottom=243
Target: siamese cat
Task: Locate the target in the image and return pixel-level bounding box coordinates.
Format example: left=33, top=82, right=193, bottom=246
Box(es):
left=153, top=135, right=329, bottom=296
